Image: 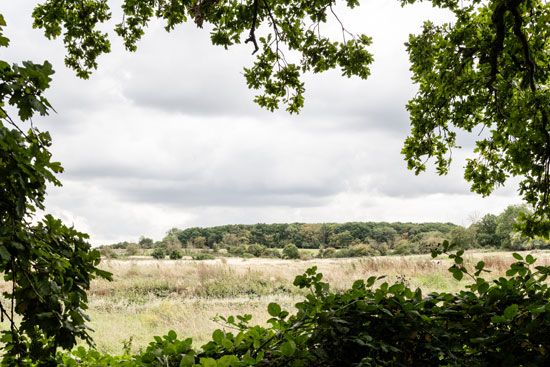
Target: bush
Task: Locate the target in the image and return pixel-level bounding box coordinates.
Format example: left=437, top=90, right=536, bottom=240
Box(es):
left=228, top=245, right=246, bottom=256
left=99, top=246, right=117, bottom=259
left=192, top=253, right=216, bottom=260
left=282, top=243, right=300, bottom=259
left=347, top=244, right=375, bottom=257
left=264, top=248, right=282, bottom=258
left=169, top=250, right=183, bottom=260
left=394, top=239, right=417, bottom=255
left=125, top=243, right=139, bottom=256
left=370, top=241, right=389, bottom=256
left=246, top=243, right=266, bottom=257
left=151, top=248, right=165, bottom=259
left=318, top=247, right=336, bottom=258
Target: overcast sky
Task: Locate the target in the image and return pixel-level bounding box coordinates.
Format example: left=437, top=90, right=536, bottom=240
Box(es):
left=3, top=1, right=522, bottom=244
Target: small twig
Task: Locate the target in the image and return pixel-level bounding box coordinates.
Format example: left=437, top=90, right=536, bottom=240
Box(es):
left=329, top=4, right=355, bottom=44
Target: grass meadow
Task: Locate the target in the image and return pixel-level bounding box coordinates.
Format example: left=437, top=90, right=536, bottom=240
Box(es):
left=4, top=251, right=550, bottom=354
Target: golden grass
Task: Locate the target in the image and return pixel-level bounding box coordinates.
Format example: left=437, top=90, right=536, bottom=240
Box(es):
left=3, top=251, right=550, bottom=354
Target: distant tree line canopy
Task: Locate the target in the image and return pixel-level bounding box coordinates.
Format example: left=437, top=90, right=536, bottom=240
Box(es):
left=102, top=205, right=550, bottom=259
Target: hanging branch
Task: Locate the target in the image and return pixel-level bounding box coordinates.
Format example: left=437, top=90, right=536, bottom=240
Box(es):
left=245, top=0, right=260, bottom=54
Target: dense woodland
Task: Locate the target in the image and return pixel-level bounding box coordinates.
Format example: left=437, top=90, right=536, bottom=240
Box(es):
left=102, top=205, right=550, bottom=259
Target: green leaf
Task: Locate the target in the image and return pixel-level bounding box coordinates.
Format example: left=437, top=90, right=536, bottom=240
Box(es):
left=221, top=338, right=233, bottom=350
left=0, top=246, right=11, bottom=261
left=199, top=357, right=217, bottom=367
left=490, top=315, right=506, bottom=323
left=280, top=340, right=296, bottom=357
left=503, top=304, right=519, bottom=320
left=179, top=354, right=195, bottom=367
left=513, top=253, right=523, bottom=261
left=475, top=261, right=485, bottom=270
left=506, top=269, right=517, bottom=277
left=142, top=352, right=156, bottom=363
left=163, top=343, right=177, bottom=355
left=212, top=329, right=224, bottom=344
left=267, top=302, right=281, bottom=317
left=167, top=329, right=177, bottom=341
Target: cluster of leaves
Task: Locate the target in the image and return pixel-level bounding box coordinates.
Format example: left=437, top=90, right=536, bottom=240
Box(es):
left=402, top=0, right=550, bottom=237
left=32, top=0, right=372, bottom=113
left=58, top=243, right=550, bottom=366
left=0, top=16, right=112, bottom=365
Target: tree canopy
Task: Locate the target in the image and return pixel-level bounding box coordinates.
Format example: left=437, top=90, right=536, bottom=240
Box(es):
left=402, top=0, right=550, bottom=238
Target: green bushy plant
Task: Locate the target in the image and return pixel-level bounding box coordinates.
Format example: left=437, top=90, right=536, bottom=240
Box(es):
left=228, top=245, right=247, bottom=257
left=282, top=243, right=300, bottom=259
left=263, top=248, right=282, bottom=258
left=151, top=248, right=165, bottom=260
left=393, top=239, right=418, bottom=255
left=100, top=246, right=118, bottom=259
left=318, top=247, right=336, bottom=258
left=169, top=250, right=183, bottom=260
left=245, top=243, right=266, bottom=257
left=192, top=253, right=216, bottom=261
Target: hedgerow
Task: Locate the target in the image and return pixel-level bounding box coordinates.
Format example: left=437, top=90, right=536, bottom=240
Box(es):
left=57, top=242, right=550, bottom=366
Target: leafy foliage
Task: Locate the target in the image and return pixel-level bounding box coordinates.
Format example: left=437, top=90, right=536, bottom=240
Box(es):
left=151, top=248, right=166, bottom=260
left=0, top=16, right=111, bottom=365
left=402, top=0, right=550, bottom=237
left=169, top=250, right=183, bottom=260
left=32, top=0, right=372, bottom=113
left=282, top=243, right=300, bottom=259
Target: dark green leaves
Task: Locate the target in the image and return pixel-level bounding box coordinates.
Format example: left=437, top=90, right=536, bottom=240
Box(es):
left=0, top=18, right=111, bottom=363
left=404, top=0, right=550, bottom=238
left=32, top=0, right=372, bottom=112
left=32, top=0, right=112, bottom=79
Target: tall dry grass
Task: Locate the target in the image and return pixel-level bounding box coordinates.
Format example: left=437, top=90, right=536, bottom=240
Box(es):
left=3, top=251, right=550, bottom=354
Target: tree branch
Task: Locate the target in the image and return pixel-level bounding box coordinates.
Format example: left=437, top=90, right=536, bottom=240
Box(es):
left=245, top=0, right=260, bottom=54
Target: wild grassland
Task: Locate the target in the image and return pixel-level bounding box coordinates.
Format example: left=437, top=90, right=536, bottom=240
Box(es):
left=3, top=251, right=550, bottom=354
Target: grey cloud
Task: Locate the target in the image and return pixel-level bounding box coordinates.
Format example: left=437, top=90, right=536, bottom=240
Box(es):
left=117, top=183, right=334, bottom=207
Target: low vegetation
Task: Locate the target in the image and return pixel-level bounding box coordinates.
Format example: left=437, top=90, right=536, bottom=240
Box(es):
left=48, top=245, right=550, bottom=366
left=3, top=250, right=544, bottom=356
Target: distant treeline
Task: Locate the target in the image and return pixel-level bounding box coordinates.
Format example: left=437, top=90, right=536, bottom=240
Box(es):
left=172, top=221, right=457, bottom=250
left=101, top=205, right=550, bottom=258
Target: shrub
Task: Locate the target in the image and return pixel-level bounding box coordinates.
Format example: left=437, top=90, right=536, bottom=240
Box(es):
left=246, top=243, right=266, bottom=257
left=125, top=243, right=139, bottom=256
left=151, top=248, right=165, bottom=259
left=347, top=244, right=375, bottom=257
left=99, top=246, right=117, bottom=259
left=169, top=250, right=183, bottom=260
left=394, top=239, right=417, bottom=255
left=318, top=247, right=336, bottom=258
left=264, top=248, right=282, bottom=258
left=370, top=241, right=389, bottom=256
left=228, top=245, right=246, bottom=256
left=192, top=253, right=215, bottom=260
left=282, top=243, right=300, bottom=259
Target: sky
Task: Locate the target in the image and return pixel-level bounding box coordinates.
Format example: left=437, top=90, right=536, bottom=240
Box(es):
left=2, top=1, right=522, bottom=245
